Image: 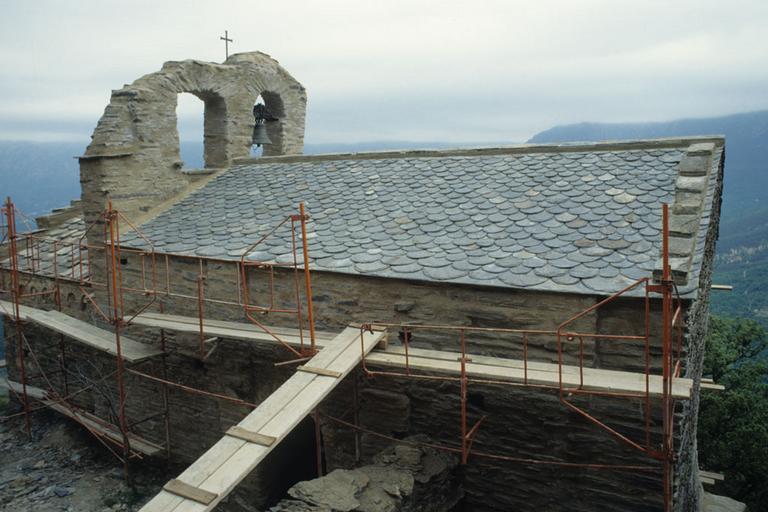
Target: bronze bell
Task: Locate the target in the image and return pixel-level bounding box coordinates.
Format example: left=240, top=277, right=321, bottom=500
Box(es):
left=252, top=122, right=272, bottom=147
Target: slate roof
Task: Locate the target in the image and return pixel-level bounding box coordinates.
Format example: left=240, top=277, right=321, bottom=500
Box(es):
left=123, top=139, right=723, bottom=298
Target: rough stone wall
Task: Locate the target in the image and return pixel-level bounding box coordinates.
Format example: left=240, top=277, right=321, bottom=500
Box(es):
left=596, top=297, right=670, bottom=373
left=674, top=149, right=725, bottom=512
left=79, top=52, right=307, bottom=228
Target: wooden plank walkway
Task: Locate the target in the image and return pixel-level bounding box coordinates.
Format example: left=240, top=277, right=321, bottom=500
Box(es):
left=366, top=346, right=693, bottom=399
left=131, top=311, right=692, bottom=398
left=131, top=311, right=339, bottom=349
left=2, top=380, right=163, bottom=456
left=0, top=300, right=162, bottom=362
left=140, top=325, right=387, bottom=512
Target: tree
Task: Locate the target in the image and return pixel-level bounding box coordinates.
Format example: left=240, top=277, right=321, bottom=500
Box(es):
left=698, top=315, right=768, bottom=511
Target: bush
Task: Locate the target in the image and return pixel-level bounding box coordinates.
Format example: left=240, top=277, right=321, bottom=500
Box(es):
left=698, top=315, right=768, bottom=510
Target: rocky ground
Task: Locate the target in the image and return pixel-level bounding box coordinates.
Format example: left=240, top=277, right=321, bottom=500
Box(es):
left=0, top=398, right=167, bottom=512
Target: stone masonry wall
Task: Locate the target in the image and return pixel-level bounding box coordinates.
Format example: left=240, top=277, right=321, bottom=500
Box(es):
left=673, top=148, right=725, bottom=512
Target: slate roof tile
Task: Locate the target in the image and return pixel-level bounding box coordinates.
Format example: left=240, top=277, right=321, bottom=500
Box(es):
left=123, top=143, right=720, bottom=298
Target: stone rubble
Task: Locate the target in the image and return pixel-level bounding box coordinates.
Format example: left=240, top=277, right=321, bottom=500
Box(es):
left=0, top=406, right=167, bottom=512
left=269, top=436, right=462, bottom=512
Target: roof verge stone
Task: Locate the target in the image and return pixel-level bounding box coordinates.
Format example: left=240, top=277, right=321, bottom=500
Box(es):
left=653, top=143, right=715, bottom=286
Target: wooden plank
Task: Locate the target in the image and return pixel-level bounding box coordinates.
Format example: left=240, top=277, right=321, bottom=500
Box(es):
left=700, top=470, right=725, bottom=481
left=4, top=380, right=163, bottom=456
left=225, top=426, right=276, bottom=446
left=140, top=326, right=386, bottom=512
left=296, top=365, right=342, bottom=378
left=0, top=300, right=161, bottom=362
left=3, top=379, right=47, bottom=400
left=349, top=322, right=389, bottom=349
left=42, top=310, right=162, bottom=362
left=163, top=480, right=217, bottom=505
left=134, top=311, right=338, bottom=345
left=133, top=314, right=313, bottom=349
left=701, top=382, right=725, bottom=391
left=46, top=401, right=163, bottom=457
left=364, top=345, right=693, bottom=399
left=0, top=300, right=37, bottom=321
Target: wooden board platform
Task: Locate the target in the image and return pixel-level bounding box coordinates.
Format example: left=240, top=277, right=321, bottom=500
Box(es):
left=131, top=311, right=338, bottom=350
left=3, top=380, right=163, bottom=456
left=130, top=310, right=692, bottom=398
left=701, top=378, right=725, bottom=391
left=0, top=300, right=162, bottom=362
left=700, top=469, right=725, bottom=486
left=140, top=325, right=387, bottom=512
left=364, top=346, right=693, bottom=399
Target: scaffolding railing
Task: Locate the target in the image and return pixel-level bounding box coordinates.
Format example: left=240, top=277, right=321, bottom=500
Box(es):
left=0, top=196, right=318, bottom=479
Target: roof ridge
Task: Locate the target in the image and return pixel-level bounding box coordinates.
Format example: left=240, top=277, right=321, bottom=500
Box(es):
left=234, top=135, right=725, bottom=166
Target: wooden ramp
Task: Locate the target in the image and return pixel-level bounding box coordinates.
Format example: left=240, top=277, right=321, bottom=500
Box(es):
left=0, top=300, right=162, bottom=362
left=366, top=346, right=693, bottom=399
left=3, top=380, right=163, bottom=456
left=140, top=325, right=387, bottom=512
left=131, top=311, right=339, bottom=349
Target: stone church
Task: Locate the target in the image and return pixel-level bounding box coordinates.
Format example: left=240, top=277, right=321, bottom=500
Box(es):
left=1, top=52, right=725, bottom=512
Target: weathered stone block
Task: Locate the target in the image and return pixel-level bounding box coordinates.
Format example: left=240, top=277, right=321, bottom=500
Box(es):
left=675, top=175, right=708, bottom=193
left=686, top=142, right=715, bottom=156
left=678, top=155, right=710, bottom=176
left=669, top=214, right=700, bottom=236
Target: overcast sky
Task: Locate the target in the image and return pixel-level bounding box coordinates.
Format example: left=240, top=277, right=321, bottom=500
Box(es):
left=1, top=0, right=767, bottom=144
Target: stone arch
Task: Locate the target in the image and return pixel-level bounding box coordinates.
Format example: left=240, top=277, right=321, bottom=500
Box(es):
left=79, top=52, right=307, bottom=226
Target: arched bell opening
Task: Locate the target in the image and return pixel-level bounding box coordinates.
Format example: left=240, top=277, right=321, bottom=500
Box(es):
left=175, top=90, right=228, bottom=170
left=251, top=91, right=285, bottom=157
left=176, top=93, right=204, bottom=169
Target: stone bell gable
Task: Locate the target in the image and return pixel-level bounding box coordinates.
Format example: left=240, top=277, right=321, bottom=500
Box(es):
left=78, top=52, right=307, bottom=228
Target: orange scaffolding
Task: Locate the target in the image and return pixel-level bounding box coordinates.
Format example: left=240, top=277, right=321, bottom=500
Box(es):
left=0, top=196, right=686, bottom=511
left=0, top=196, right=318, bottom=475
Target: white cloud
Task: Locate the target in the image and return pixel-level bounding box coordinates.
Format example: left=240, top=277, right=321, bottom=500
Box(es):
left=0, top=0, right=766, bottom=143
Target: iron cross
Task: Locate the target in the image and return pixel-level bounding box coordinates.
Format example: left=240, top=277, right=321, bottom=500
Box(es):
left=220, top=30, right=233, bottom=60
